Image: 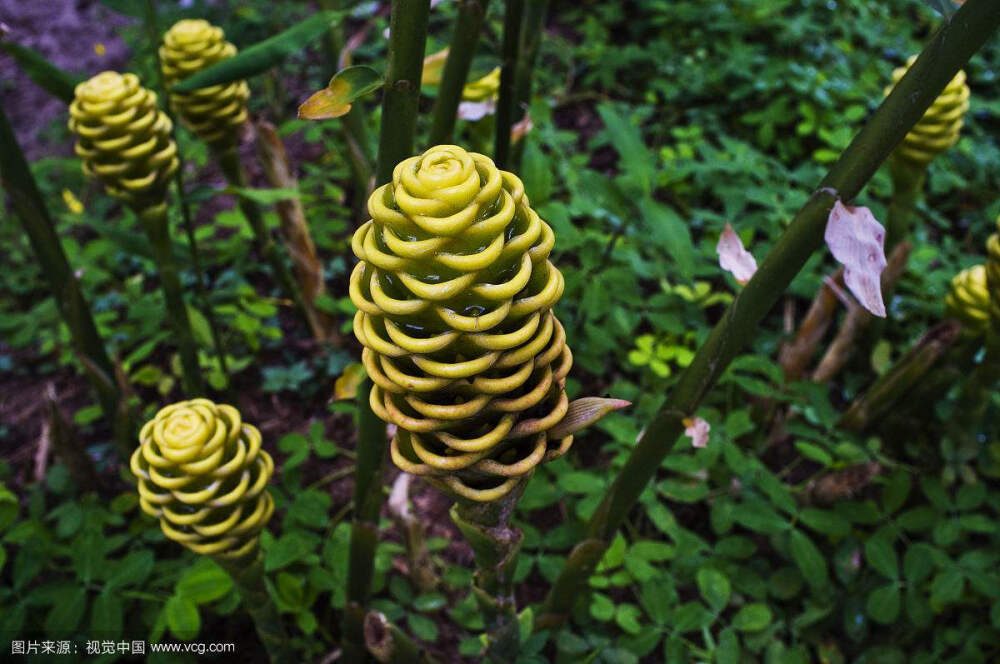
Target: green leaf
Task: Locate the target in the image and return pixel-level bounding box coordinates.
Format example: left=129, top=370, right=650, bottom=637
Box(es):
left=615, top=603, right=643, bottom=635
left=298, top=65, right=384, bottom=120
left=788, top=529, right=829, bottom=591
left=799, top=508, right=850, bottom=537
left=732, top=603, right=772, bottom=632
left=0, top=42, right=82, bottom=103
left=716, top=627, right=741, bottom=664
left=639, top=578, right=675, bottom=624
left=903, top=543, right=937, bottom=584
left=794, top=441, right=833, bottom=466
left=408, top=613, right=439, bottom=641
left=107, top=550, right=154, bottom=590
left=866, top=584, right=901, bottom=624
left=165, top=595, right=200, bottom=641
left=44, top=587, right=87, bottom=633
left=864, top=528, right=899, bottom=579
left=176, top=565, right=233, bottom=604
left=881, top=471, right=911, bottom=514
left=414, top=592, right=447, bottom=612
left=929, top=568, right=965, bottom=608
left=590, top=592, right=615, bottom=621
left=696, top=568, right=731, bottom=612
left=226, top=186, right=299, bottom=205
left=638, top=197, right=695, bottom=279
left=732, top=500, right=790, bottom=535
left=172, top=12, right=343, bottom=93
left=91, top=590, right=123, bottom=637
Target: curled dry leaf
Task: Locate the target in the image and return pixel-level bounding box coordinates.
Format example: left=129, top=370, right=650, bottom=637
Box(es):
left=298, top=65, right=383, bottom=120
left=824, top=200, right=888, bottom=318
left=511, top=111, right=534, bottom=144
left=683, top=416, right=710, bottom=448
left=548, top=397, right=631, bottom=440
left=717, top=223, right=758, bottom=285
left=333, top=362, right=366, bottom=400
left=421, top=48, right=449, bottom=86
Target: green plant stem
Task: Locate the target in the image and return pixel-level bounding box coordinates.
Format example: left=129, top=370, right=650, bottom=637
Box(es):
left=429, top=0, right=492, bottom=144
left=215, top=147, right=320, bottom=337
left=493, top=0, right=524, bottom=169
left=839, top=320, right=961, bottom=432
left=537, top=0, right=1000, bottom=629
left=342, top=379, right=387, bottom=664
left=451, top=479, right=529, bottom=662
left=508, top=0, right=548, bottom=169
left=886, top=157, right=927, bottom=252
left=217, top=550, right=294, bottom=664
left=0, top=102, right=133, bottom=449
left=138, top=205, right=205, bottom=396
left=364, top=612, right=441, bottom=664
left=375, top=0, right=432, bottom=184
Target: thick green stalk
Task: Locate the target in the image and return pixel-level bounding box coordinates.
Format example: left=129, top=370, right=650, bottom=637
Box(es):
left=429, top=0, right=492, bottom=144
left=0, top=102, right=131, bottom=447
left=217, top=551, right=294, bottom=664
left=375, top=0, right=432, bottom=184
left=343, top=379, right=387, bottom=664
left=537, top=0, right=1000, bottom=628
left=139, top=205, right=205, bottom=395
left=342, top=3, right=429, bottom=658
left=451, top=479, right=529, bottom=662
left=216, top=147, right=321, bottom=338
left=508, top=0, right=548, bottom=169
left=493, top=0, right=524, bottom=169
left=886, top=157, right=927, bottom=252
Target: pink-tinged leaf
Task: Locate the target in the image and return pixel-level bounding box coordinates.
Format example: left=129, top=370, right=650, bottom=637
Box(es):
left=510, top=111, right=533, bottom=144
left=716, top=223, right=758, bottom=285
left=457, top=100, right=496, bottom=121
left=824, top=201, right=888, bottom=318
left=548, top=397, right=631, bottom=439
left=683, top=417, right=710, bottom=448
left=388, top=472, right=412, bottom=520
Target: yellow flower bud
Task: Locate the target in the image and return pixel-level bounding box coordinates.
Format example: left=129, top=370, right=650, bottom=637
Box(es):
left=160, top=19, right=250, bottom=149
left=68, top=71, right=178, bottom=213
left=130, top=399, right=275, bottom=560
left=886, top=56, right=970, bottom=167
left=946, top=263, right=989, bottom=335
left=350, top=145, right=574, bottom=502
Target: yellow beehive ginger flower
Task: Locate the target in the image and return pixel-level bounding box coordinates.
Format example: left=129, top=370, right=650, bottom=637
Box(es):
left=130, top=399, right=275, bottom=560
left=68, top=72, right=178, bottom=213
left=946, top=264, right=989, bottom=335
left=350, top=145, right=573, bottom=502
left=987, top=221, right=1000, bottom=333
left=886, top=55, right=970, bottom=167
left=160, top=19, right=249, bottom=149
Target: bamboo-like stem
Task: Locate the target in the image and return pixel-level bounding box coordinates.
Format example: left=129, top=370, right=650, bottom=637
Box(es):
left=388, top=473, right=439, bottom=591
left=217, top=550, right=294, bottom=664
left=451, top=479, right=529, bottom=662
left=364, top=612, right=441, bottom=664
left=342, top=379, right=387, bottom=664
left=886, top=158, right=927, bottom=252
left=375, top=0, right=432, bottom=185
left=215, top=147, right=323, bottom=338
left=429, top=0, right=492, bottom=144
left=0, top=102, right=133, bottom=449
left=508, top=0, right=548, bottom=169
left=537, top=0, right=1000, bottom=629
left=139, top=205, right=205, bottom=395
left=838, top=320, right=961, bottom=432
left=493, top=0, right=524, bottom=169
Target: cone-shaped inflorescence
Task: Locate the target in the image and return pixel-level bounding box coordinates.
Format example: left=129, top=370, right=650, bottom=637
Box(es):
left=160, top=19, right=249, bottom=149
left=886, top=56, right=970, bottom=168
left=946, top=263, right=990, bottom=336
left=350, top=145, right=573, bottom=502
left=131, top=399, right=275, bottom=560
left=69, top=71, right=179, bottom=216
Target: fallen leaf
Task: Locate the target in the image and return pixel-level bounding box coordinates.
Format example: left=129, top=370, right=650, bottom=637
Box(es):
left=333, top=362, right=366, bottom=400
left=717, top=223, right=758, bottom=285
left=683, top=417, right=710, bottom=448
left=824, top=200, right=887, bottom=317
left=548, top=397, right=631, bottom=439
left=457, top=99, right=496, bottom=121
left=298, top=65, right=383, bottom=120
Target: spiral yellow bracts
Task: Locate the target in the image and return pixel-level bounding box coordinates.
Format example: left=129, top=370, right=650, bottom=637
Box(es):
left=946, top=264, right=990, bottom=336
left=130, top=399, right=275, bottom=560
left=68, top=71, right=178, bottom=215
left=461, top=67, right=501, bottom=103
left=886, top=56, right=970, bottom=167
left=350, top=145, right=573, bottom=502
left=160, top=19, right=249, bottom=149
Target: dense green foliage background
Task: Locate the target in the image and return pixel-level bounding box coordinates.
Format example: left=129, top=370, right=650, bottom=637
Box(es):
left=2, top=0, right=1000, bottom=662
